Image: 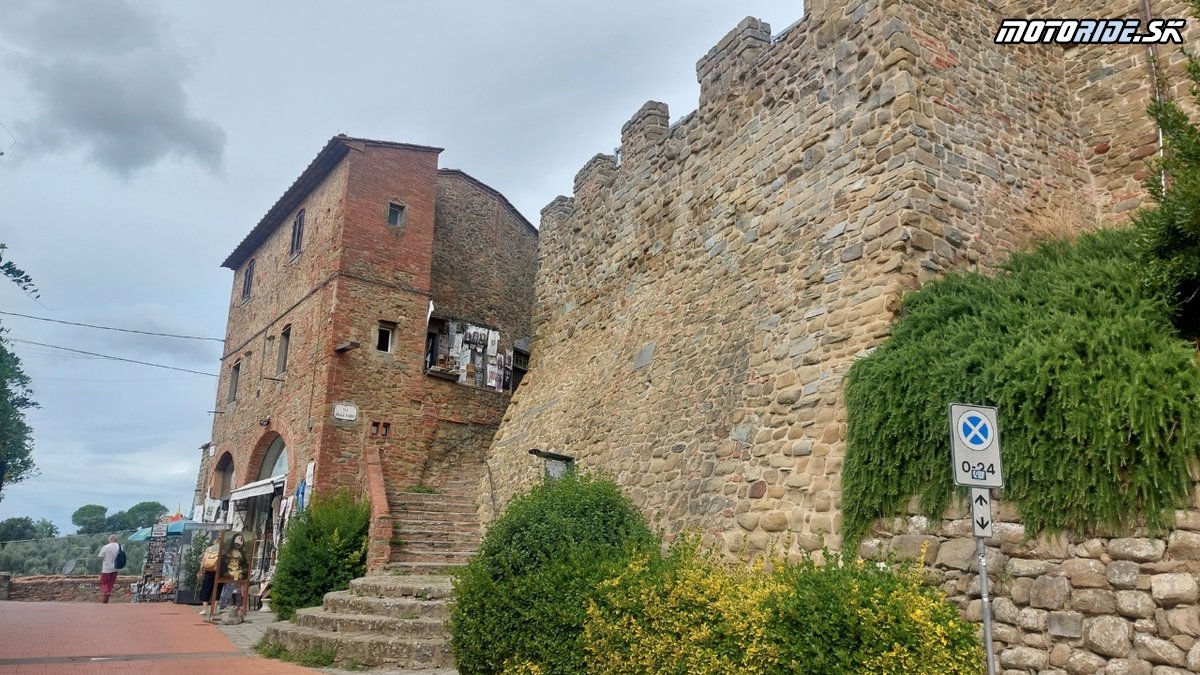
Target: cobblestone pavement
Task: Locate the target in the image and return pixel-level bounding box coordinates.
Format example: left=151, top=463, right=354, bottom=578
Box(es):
left=0, top=600, right=315, bottom=674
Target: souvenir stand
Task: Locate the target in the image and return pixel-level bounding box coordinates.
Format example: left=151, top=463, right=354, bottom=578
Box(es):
left=207, top=530, right=254, bottom=617
left=175, top=522, right=228, bottom=605
left=133, top=524, right=176, bottom=602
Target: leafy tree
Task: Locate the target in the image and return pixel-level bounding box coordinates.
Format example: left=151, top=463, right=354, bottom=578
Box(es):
left=0, top=243, right=39, bottom=503
left=32, top=518, right=57, bottom=539
left=0, top=516, right=38, bottom=542
left=71, top=504, right=108, bottom=534
left=105, top=501, right=168, bottom=531
left=1137, top=0, right=1200, bottom=335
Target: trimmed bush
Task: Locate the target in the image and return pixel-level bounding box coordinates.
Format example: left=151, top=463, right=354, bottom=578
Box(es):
left=585, top=540, right=785, bottom=675
left=769, top=552, right=983, bottom=674
left=271, top=490, right=369, bottom=620
left=842, top=228, right=1200, bottom=544
left=449, top=473, right=656, bottom=675
left=583, top=540, right=980, bottom=674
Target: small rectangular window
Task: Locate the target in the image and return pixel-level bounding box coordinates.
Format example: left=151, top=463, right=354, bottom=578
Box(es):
left=387, top=203, right=406, bottom=227
left=276, top=326, right=291, bottom=375
left=227, top=361, right=241, bottom=403
left=241, top=260, right=255, bottom=302
left=376, top=323, right=394, bottom=352
left=381, top=422, right=390, bottom=437
left=289, top=210, right=305, bottom=257
left=370, top=422, right=380, bottom=437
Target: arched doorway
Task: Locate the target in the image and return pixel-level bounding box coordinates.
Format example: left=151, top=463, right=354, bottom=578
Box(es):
left=257, top=436, right=288, bottom=482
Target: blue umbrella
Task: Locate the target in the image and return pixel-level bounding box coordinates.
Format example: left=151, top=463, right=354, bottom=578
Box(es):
left=126, top=519, right=194, bottom=541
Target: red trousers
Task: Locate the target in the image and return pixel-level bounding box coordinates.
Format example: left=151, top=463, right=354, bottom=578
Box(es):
left=99, top=572, right=117, bottom=601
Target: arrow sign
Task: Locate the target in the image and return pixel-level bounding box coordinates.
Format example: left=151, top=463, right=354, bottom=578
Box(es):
left=971, top=487, right=993, bottom=538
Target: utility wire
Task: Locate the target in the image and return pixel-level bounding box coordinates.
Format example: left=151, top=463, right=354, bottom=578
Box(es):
left=0, top=310, right=224, bottom=342
left=8, top=338, right=218, bottom=377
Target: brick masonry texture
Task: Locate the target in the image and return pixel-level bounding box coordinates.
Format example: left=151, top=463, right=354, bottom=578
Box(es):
left=201, top=137, right=536, bottom=571
left=483, top=0, right=1200, bottom=670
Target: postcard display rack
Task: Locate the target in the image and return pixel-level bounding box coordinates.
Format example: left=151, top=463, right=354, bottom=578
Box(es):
left=133, top=524, right=178, bottom=602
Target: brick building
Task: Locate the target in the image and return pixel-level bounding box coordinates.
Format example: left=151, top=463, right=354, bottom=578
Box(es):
left=192, top=135, right=537, bottom=573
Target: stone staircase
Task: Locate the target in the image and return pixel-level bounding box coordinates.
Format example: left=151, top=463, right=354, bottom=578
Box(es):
left=387, top=471, right=483, bottom=574
left=264, top=466, right=485, bottom=669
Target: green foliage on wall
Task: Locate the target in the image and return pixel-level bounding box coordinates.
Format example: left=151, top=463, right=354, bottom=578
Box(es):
left=1136, top=0, right=1200, bottom=335
left=842, top=228, right=1200, bottom=545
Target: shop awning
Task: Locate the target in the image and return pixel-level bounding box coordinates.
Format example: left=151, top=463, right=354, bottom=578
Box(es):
left=229, top=475, right=285, bottom=501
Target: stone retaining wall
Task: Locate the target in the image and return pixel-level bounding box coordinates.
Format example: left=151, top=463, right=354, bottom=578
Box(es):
left=1, top=574, right=140, bottom=603
left=862, top=481, right=1200, bottom=673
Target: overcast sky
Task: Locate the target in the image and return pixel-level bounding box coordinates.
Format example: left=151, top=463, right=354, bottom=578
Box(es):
left=0, top=0, right=800, bottom=536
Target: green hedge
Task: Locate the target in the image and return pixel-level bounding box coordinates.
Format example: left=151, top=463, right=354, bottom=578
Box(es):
left=272, top=491, right=369, bottom=620
left=449, top=473, right=656, bottom=675
left=842, top=228, right=1200, bottom=544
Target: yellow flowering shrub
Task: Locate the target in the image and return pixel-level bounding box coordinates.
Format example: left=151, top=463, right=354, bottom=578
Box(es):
left=584, top=540, right=786, bottom=675
left=769, top=554, right=984, bottom=675
left=585, top=542, right=982, bottom=675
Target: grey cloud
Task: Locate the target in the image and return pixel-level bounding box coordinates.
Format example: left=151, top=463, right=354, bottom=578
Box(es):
left=0, top=0, right=162, bottom=56
left=2, top=0, right=225, bottom=175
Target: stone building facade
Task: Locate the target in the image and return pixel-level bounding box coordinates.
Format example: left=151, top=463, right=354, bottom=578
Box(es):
left=484, top=0, right=1200, bottom=671
left=194, top=135, right=537, bottom=570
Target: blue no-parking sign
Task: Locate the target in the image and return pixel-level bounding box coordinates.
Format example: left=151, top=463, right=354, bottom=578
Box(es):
left=949, top=403, right=1004, bottom=488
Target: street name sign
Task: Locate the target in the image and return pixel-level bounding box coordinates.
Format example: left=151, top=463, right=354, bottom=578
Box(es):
left=949, top=403, right=1004, bottom=488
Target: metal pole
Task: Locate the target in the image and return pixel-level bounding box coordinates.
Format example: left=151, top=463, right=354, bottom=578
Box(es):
left=977, top=536, right=996, bottom=675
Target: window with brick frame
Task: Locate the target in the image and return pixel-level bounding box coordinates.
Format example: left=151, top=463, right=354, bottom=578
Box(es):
left=289, top=210, right=305, bottom=257
left=376, top=322, right=395, bottom=352
left=387, top=202, right=406, bottom=228
left=241, top=260, right=255, bottom=302
left=227, top=361, right=241, bottom=403
left=276, top=325, right=291, bottom=375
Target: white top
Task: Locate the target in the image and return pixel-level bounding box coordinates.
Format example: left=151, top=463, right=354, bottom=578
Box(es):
left=98, top=542, right=120, bottom=574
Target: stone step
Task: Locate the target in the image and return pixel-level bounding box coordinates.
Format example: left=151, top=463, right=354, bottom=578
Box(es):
left=389, top=495, right=478, bottom=511
left=350, top=575, right=454, bottom=600
left=265, top=622, right=452, bottom=669
left=394, top=537, right=479, bottom=552
left=294, top=607, right=447, bottom=638
left=324, top=590, right=450, bottom=620
left=392, top=549, right=475, bottom=565
left=386, top=561, right=467, bottom=576
left=393, top=508, right=480, bottom=523
left=398, top=516, right=482, bottom=533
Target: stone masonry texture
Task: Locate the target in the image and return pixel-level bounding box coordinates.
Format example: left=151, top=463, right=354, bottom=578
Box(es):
left=202, top=136, right=536, bottom=571
left=484, top=0, right=1200, bottom=671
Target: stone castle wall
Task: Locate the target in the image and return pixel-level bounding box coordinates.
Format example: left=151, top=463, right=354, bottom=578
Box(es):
left=484, top=0, right=1200, bottom=670
left=484, top=0, right=1137, bottom=545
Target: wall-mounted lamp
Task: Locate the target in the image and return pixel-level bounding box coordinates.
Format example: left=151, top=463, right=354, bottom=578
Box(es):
left=259, top=417, right=271, bottom=427
left=335, top=341, right=361, bottom=353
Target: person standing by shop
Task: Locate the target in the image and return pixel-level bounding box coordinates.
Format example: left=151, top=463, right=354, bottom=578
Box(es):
left=97, top=535, right=120, bottom=603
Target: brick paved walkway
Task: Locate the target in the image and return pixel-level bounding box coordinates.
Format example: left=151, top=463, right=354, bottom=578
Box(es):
left=0, top=601, right=316, bottom=674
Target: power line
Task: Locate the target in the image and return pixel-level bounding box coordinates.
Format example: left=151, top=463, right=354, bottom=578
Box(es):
left=0, top=310, right=224, bottom=342
left=7, top=338, right=218, bottom=377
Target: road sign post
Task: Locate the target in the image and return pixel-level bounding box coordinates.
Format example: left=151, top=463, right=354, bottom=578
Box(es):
left=950, top=404, right=1004, bottom=675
